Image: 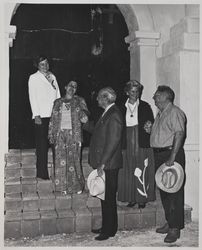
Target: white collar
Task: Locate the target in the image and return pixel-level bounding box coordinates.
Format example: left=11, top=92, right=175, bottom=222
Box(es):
left=125, top=98, right=139, bottom=107
left=102, top=103, right=115, bottom=116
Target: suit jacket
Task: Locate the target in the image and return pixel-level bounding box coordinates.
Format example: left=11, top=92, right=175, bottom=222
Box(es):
left=121, top=99, right=154, bottom=149
left=89, top=104, right=124, bottom=170
left=28, top=70, right=60, bottom=119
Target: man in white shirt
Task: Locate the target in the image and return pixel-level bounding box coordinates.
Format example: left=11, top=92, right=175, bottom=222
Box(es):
left=28, top=55, right=60, bottom=179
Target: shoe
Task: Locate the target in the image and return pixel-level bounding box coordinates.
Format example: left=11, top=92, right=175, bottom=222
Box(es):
left=95, top=234, right=109, bottom=241
left=91, top=228, right=102, bottom=234
left=164, top=228, right=180, bottom=243
left=156, top=223, right=169, bottom=234
left=138, top=203, right=146, bottom=209
left=126, top=202, right=136, bottom=207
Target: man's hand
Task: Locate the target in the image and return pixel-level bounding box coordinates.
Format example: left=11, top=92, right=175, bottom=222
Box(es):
left=35, top=115, right=42, bottom=125
left=80, top=115, right=88, bottom=124
left=165, top=156, right=175, bottom=167
left=97, top=164, right=105, bottom=177
left=143, top=120, right=152, bottom=134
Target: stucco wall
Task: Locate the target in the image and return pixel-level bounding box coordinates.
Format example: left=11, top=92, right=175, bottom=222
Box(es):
left=180, top=51, right=199, bottom=220
left=185, top=149, right=199, bottom=220
left=155, top=5, right=199, bottom=219
left=149, top=4, right=185, bottom=57
left=157, top=53, right=181, bottom=105
left=180, top=51, right=199, bottom=146
left=157, top=50, right=199, bottom=220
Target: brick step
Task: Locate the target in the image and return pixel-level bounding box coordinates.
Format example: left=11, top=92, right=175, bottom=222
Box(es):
left=4, top=190, right=101, bottom=212
left=4, top=150, right=193, bottom=239
left=5, top=148, right=89, bottom=164
left=5, top=172, right=92, bottom=195
left=5, top=178, right=55, bottom=194
left=5, top=164, right=92, bottom=184
left=4, top=202, right=192, bottom=239
left=5, top=148, right=90, bottom=181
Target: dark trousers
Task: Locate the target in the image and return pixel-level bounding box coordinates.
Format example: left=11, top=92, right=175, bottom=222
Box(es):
left=154, top=147, right=185, bottom=229
left=34, top=118, right=50, bottom=179
left=101, top=169, right=119, bottom=236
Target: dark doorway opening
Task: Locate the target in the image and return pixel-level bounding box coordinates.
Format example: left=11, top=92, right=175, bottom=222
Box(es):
left=9, top=4, right=130, bottom=149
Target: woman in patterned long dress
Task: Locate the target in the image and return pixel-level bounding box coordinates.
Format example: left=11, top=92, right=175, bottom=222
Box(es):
left=117, top=80, right=156, bottom=208
left=48, top=81, right=89, bottom=195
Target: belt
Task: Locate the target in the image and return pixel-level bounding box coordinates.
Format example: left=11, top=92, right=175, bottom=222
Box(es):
left=153, top=146, right=172, bottom=153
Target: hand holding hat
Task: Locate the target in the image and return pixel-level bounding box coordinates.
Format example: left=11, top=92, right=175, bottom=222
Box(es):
left=97, top=164, right=105, bottom=177
left=87, top=169, right=105, bottom=200
left=165, top=154, right=175, bottom=167
left=155, top=161, right=184, bottom=193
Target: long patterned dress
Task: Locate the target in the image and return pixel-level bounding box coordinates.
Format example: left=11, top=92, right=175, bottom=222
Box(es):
left=48, top=95, right=89, bottom=194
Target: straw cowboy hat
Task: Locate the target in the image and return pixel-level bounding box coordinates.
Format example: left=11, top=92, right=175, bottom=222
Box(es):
left=87, top=169, right=105, bottom=200
left=155, top=162, right=184, bottom=193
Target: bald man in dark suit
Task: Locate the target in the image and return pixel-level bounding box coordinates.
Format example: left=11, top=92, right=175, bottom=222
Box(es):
left=89, top=87, right=124, bottom=241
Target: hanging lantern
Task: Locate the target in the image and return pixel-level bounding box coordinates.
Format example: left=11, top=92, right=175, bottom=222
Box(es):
left=91, top=5, right=103, bottom=56
left=91, top=43, right=103, bottom=56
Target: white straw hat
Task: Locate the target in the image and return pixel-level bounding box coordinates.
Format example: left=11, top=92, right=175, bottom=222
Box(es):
left=87, top=169, right=105, bottom=200
left=155, top=162, right=184, bottom=193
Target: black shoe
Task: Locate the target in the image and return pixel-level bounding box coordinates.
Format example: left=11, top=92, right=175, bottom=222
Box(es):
left=164, top=228, right=180, bottom=243
left=91, top=228, right=102, bottom=234
left=138, top=203, right=146, bottom=209
left=156, top=223, right=169, bottom=234
left=95, top=234, right=109, bottom=241
left=126, top=202, right=136, bottom=207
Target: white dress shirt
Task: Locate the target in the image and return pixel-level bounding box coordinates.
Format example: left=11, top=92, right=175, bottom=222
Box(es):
left=125, top=98, right=139, bottom=127
left=28, top=70, right=61, bottom=119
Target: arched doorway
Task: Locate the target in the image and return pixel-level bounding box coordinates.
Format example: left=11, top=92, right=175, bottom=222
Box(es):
left=2, top=3, right=200, bottom=224
left=9, top=4, right=130, bottom=149
left=2, top=3, right=159, bottom=152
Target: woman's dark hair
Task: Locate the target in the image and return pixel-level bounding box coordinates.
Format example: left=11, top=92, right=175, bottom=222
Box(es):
left=33, top=55, right=49, bottom=68
left=157, top=85, right=175, bottom=103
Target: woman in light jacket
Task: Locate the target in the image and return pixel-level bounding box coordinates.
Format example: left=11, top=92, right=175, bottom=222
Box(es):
left=28, top=55, right=60, bottom=180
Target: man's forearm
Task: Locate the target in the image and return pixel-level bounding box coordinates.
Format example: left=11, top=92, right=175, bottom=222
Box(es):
left=170, top=131, right=185, bottom=159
